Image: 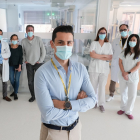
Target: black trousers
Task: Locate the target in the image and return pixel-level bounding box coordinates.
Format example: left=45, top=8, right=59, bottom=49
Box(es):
left=26, top=63, right=43, bottom=98
left=0, top=64, right=7, bottom=98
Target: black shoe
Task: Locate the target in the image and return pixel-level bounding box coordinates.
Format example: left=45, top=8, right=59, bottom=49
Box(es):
left=10, top=92, right=15, bottom=97
left=14, top=94, right=18, bottom=100
left=29, top=97, right=35, bottom=102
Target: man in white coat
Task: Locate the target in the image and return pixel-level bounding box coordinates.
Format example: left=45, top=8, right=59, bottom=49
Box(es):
left=0, top=29, right=11, bottom=101
left=106, top=24, right=129, bottom=102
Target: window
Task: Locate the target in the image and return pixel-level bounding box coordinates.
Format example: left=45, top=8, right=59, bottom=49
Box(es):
left=24, top=11, right=60, bottom=32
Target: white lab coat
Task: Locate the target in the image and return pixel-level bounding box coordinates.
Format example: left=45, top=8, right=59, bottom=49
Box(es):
left=111, top=37, right=127, bottom=83
left=1, top=41, right=11, bottom=82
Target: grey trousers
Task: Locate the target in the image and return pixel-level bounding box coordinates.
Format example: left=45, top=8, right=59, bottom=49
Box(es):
left=0, top=64, right=7, bottom=98
left=109, top=80, right=116, bottom=97
left=26, top=63, right=43, bottom=98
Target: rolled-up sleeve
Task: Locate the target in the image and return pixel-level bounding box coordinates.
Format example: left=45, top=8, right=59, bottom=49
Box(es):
left=34, top=68, right=71, bottom=122
left=70, top=64, right=97, bottom=112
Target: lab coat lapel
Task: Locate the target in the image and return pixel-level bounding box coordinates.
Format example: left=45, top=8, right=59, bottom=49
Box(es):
left=1, top=41, right=10, bottom=82
left=119, top=37, right=128, bottom=50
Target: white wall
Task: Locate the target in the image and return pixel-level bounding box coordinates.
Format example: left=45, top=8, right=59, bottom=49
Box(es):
left=7, top=5, right=19, bottom=32
left=96, top=0, right=111, bottom=32
left=0, top=9, right=7, bottom=32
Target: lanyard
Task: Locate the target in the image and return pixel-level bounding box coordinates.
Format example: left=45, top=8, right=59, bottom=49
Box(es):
left=51, top=58, right=72, bottom=100
left=119, top=38, right=127, bottom=50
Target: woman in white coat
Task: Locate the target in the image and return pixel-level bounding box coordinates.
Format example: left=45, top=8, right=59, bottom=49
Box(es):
left=0, top=29, right=11, bottom=101
left=118, top=34, right=140, bottom=120
left=88, top=27, right=113, bottom=112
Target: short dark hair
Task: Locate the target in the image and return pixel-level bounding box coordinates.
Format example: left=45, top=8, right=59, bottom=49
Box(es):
left=0, top=29, right=3, bottom=35
left=10, top=34, right=18, bottom=40
left=52, top=25, right=74, bottom=42
left=119, top=24, right=129, bottom=29
left=26, top=25, right=34, bottom=31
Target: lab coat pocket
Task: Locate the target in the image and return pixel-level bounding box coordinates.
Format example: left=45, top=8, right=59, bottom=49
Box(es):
left=111, top=58, right=118, bottom=67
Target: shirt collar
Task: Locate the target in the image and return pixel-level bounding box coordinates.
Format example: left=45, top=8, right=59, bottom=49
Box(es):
left=52, top=56, right=73, bottom=71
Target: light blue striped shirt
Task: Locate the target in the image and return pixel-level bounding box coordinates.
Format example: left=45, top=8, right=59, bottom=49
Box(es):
left=34, top=56, right=96, bottom=127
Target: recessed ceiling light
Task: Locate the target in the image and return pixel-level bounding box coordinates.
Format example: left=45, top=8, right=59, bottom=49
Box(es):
left=32, top=1, right=45, bottom=5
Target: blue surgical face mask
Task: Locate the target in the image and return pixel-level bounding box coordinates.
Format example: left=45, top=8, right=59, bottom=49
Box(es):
left=27, top=32, right=34, bottom=37
left=55, top=45, right=73, bottom=60
left=99, top=34, right=106, bottom=40
left=12, top=40, right=18, bottom=45
left=129, top=41, right=136, bottom=48
left=121, top=31, right=128, bottom=37
left=0, top=35, right=2, bottom=41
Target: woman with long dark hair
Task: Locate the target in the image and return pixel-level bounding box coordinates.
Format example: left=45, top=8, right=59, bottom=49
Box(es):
left=88, top=27, right=113, bottom=112
left=118, top=34, right=140, bottom=119
left=9, top=34, right=23, bottom=100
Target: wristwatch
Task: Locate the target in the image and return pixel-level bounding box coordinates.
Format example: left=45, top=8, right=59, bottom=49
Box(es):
left=64, top=101, right=72, bottom=110
left=128, top=72, right=131, bottom=74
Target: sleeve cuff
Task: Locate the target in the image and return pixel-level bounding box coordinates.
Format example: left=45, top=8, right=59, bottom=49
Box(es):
left=70, top=100, right=80, bottom=112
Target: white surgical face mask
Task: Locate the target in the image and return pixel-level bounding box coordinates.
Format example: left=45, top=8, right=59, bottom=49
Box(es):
left=54, top=43, right=73, bottom=60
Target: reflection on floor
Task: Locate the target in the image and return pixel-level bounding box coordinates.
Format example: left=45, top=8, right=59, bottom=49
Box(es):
left=0, top=93, right=140, bottom=140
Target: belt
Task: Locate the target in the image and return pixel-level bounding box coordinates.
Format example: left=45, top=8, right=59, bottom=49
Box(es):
left=43, top=117, right=79, bottom=131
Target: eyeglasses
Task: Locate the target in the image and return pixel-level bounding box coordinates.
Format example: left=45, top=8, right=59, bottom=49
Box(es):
left=120, top=29, right=127, bottom=32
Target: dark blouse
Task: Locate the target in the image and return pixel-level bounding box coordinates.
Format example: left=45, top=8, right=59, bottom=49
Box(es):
left=122, top=38, right=127, bottom=47
left=9, top=45, right=23, bottom=68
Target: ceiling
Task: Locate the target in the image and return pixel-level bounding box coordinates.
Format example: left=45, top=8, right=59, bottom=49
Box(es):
left=0, top=0, right=93, bottom=5
left=0, top=0, right=140, bottom=8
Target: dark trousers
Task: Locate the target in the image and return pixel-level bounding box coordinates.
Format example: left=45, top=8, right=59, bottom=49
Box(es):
left=26, top=63, right=43, bottom=98
left=9, top=66, right=21, bottom=94
left=109, top=80, right=116, bottom=97
left=0, top=64, right=7, bottom=98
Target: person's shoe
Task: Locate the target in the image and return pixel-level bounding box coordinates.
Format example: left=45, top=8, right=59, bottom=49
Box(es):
left=117, top=110, right=125, bottom=115
left=126, top=114, right=133, bottom=120
left=29, top=97, right=35, bottom=102
left=10, top=92, right=15, bottom=97
left=99, top=106, right=105, bottom=113
left=14, top=94, right=18, bottom=100
left=94, top=103, right=97, bottom=109
left=106, top=96, right=114, bottom=102
left=3, top=96, right=12, bottom=102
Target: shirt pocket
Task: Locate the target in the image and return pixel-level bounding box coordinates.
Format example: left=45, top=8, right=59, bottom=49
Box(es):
left=129, top=72, right=139, bottom=82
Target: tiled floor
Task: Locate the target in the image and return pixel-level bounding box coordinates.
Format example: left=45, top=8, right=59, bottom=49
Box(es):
left=0, top=93, right=140, bottom=140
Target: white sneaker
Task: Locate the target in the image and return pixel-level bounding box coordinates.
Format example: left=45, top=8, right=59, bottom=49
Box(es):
left=106, top=96, right=114, bottom=102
